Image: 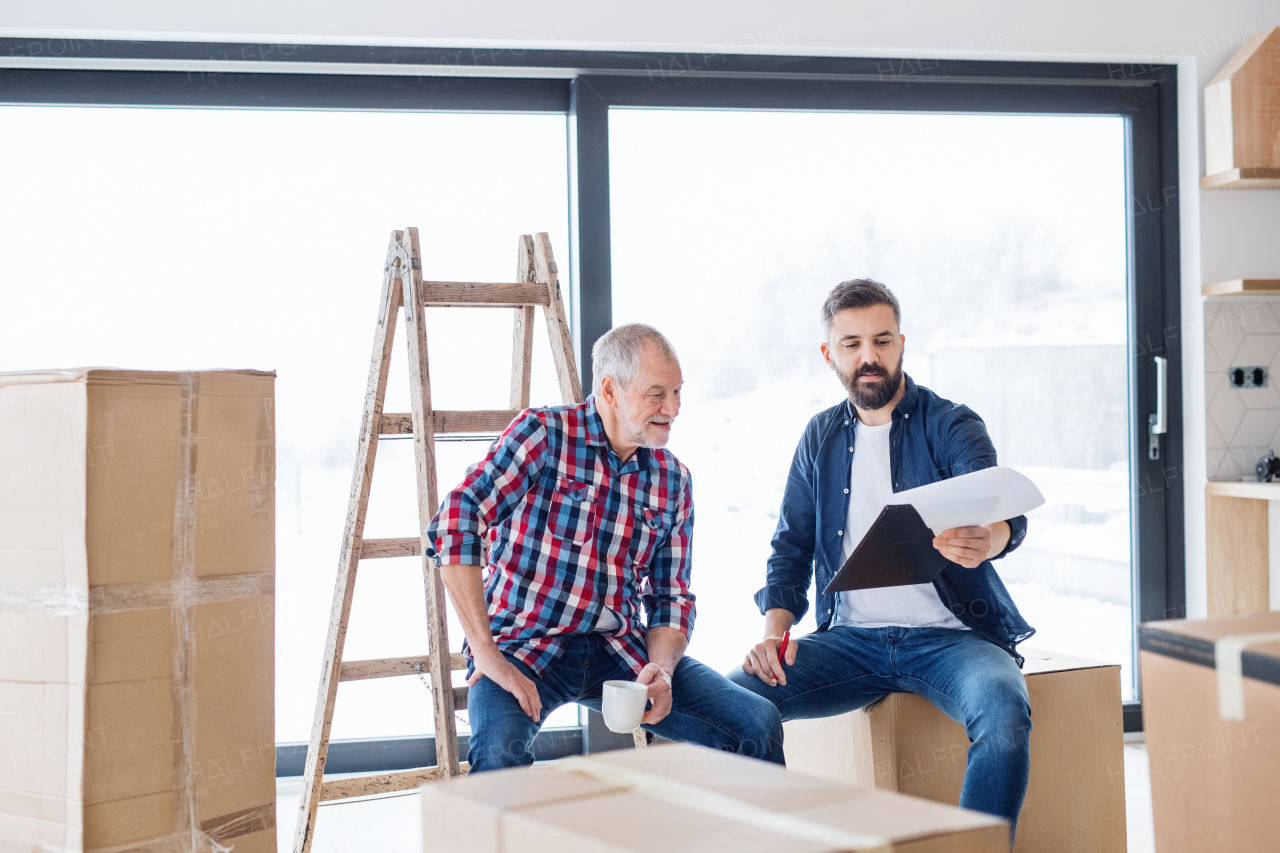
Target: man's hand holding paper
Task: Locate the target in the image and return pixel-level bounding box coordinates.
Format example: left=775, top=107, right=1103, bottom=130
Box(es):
left=932, top=521, right=1012, bottom=569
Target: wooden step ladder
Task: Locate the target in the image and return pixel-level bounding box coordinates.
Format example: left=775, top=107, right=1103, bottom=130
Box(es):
left=293, top=228, right=583, bottom=852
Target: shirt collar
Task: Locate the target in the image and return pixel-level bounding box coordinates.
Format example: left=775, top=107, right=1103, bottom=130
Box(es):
left=895, top=373, right=919, bottom=415
left=585, top=395, right=610, bottom=448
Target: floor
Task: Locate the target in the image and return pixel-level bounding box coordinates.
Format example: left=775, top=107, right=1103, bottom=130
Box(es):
left=1123, top=741, right=1156, bottom=853
left=277, top=741, right=1157, bottom=851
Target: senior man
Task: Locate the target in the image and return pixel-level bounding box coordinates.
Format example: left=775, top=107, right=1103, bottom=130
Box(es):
left=428, top=322, right=783, bottom=771
left=729, top=279, right=1035, bottom=837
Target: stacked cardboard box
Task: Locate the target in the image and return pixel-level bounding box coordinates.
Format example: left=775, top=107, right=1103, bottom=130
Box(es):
left=422, top=742, right=1009, bottom=852
left=783, top=648, right=1126, bottom=852
left=0, top=369, right=277, bottom=851
left=1140, top=612, right=1280, bottom=853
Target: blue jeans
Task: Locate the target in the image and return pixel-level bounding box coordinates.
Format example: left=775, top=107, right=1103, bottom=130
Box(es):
left=728, top=626, right=1030, bottom=834
left=466, top=634, right=784, bottom=772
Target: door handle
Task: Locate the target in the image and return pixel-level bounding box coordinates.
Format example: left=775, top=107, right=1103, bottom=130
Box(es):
left=1148, top=355, right=1167, bottom=460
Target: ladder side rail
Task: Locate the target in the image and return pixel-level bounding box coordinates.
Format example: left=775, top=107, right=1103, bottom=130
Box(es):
left=510, top=234, right=537, bottom=409
left=293, top=232, right=405, bottom=853
left=532, top=232, right=584, bottom=405
left=400, top=227, right=463, bottom=776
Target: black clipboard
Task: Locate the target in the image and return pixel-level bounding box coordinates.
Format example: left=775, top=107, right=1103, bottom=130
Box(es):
left=821, top=503, right=951, bottom=594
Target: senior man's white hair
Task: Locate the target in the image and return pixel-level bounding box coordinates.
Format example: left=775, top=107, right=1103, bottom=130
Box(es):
left=591, top=323, right=678, bottom=397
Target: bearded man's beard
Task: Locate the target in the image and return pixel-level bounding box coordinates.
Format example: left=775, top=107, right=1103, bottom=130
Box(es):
left=836, top=351, right=904, bottom=411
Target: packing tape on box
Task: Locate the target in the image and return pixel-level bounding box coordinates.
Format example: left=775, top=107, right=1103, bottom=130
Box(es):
left=84, top=802, right=276, bottom=853
left=1214, top=631, right=1280, bottom=721
left=0, top=575, right=273, bottom=617
left=0, top=368, right=89, bottom=387
left=171, top=372, right=218, bottom=851
left=0, top=583, right=90, bottom=615
left=553, top=757, right=891, bottom=852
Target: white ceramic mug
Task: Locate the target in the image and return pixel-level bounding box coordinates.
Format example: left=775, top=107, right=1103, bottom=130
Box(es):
left=602, top=680, right=650, bottom=733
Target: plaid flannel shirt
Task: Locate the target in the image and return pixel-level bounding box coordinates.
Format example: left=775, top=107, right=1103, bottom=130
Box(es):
left=425, top=395, right=696, bottom=677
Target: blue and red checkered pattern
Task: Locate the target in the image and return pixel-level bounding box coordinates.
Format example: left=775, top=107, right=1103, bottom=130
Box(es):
left=426, top=396, right=696, bottom=677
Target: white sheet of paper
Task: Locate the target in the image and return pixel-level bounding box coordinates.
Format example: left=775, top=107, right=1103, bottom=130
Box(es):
left=885, top=466, right=1045, bottom=534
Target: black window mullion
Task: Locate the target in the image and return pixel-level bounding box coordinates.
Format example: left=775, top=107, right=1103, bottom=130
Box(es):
left=569, top=78, right=612, bottom=395
left=1125, top=76, right=1184, bottom=719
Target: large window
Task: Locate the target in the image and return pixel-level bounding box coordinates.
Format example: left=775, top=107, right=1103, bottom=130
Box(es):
left=610, top=109, right=1135, bottom=695
left=1, top=49, right=1180, bottom=761
left=0, top=104, right=575, bottom=741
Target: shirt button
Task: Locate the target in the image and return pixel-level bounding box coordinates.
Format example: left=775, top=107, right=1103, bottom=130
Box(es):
left=838, top=530, right=844, bottom=536
left=828, top=608, right=833, bottom=614
left=849, top=446, right=854, bottom=452
left=904, top=413, right=909, bottom=418
left=844, top=488, right=849, bottom=494
left=844, top=420, right=849, bottom=426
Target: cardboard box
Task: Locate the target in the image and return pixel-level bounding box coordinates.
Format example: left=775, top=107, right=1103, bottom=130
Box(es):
left=783, top=648, right=1125, bottom=852
left=1139, top=612, right=1280, bottom=853
left=0, top=369, right=277, bottom=852
left=422, top=742, right=1008, bottom=852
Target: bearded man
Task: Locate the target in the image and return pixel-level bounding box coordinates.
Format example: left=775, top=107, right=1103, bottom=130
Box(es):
left=729, top=279, right=1036, bottom=839
left=429, top=322, right=783, bottom=771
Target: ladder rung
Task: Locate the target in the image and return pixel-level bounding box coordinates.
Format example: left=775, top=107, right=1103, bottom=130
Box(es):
left=360, top=537, right=422, bottom=559
left=339, top=654, right=468, bottom=680
left=422, top=281, right=550, bottom=307
left=319, top=763, right=471, bottom=802
left=379, top=410, right=522, bottom=436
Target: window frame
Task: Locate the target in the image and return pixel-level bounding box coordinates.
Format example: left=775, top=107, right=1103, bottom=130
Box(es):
left=570, top=69, right=1182, bottom=736
left=0, top=40, right=1180, bottom=762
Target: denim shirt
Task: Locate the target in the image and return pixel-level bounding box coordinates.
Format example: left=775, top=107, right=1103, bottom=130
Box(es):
left=754, top=375, right=1036, bottom=665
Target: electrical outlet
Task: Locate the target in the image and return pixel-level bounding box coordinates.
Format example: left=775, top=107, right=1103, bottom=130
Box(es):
left=1229, top=366, right=1269, bottom=388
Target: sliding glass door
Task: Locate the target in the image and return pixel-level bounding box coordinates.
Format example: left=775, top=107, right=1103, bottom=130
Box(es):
left=608, top=109, right=1138, bottom=696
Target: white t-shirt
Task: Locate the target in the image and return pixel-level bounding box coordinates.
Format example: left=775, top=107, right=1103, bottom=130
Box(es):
left=595, top=607, right=620, bottom=632
left=832, top=418, right=968, bottom=630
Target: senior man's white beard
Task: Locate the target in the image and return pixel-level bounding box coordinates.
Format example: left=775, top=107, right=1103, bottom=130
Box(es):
left=617, top=396, right=672, bottom=449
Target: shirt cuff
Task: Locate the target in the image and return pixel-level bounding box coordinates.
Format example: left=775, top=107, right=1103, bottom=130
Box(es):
left=992, top=515, right=1027, bottom=561
left=647, top=598, right=696, bottom=636
left=754, top=582, right=810, bottom=621
left=427, top=532, right=485, bottom=566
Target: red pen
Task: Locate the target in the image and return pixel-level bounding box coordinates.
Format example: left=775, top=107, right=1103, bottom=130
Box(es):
left=772, top=631, right=791, bottom=683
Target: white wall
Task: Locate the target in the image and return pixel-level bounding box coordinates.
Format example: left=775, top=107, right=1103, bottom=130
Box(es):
left=4, top=0, right=1279, bottom=619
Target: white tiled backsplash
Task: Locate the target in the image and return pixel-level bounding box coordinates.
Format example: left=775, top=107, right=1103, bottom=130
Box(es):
left=1206, top=300, right=1280, bottom=480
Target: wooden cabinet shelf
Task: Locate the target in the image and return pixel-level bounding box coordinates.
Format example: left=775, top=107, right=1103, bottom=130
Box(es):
left=1206, top=480, right=1280, bottom=499
left=1200, top=167, right=1280, bottom=190
left=1203, top=278, right=1280, bottom=296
